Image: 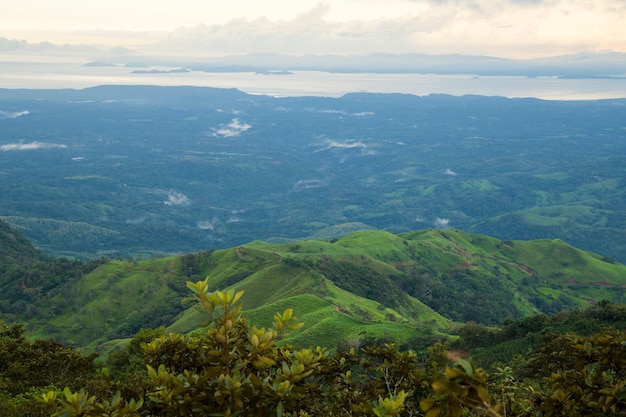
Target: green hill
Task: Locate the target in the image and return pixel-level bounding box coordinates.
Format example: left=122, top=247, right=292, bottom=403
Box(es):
left=2, top=221, right=626, bottom=353
left=0, top=218, right=48, bottom=266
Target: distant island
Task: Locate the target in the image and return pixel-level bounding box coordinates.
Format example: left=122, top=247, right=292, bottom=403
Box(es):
left=255, top=70, right=294, bottom=75
left=131, top=68, right=191, bottom=74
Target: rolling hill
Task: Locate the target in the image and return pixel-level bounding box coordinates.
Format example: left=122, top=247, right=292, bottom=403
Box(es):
left=2, top=219, right=625, bottom=354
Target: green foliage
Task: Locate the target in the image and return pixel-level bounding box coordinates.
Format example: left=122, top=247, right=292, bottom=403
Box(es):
left=0, top=218, right=48, bottom=265
left=0, top=321, right=107, bottom=417
left=313, top=256, right=407, bottom=308
left=536, top=329, right=626, bottom=416
left=106, top=327, right=166, bottom=380
left=0, top=387, right=57, bottom=417
left=0, top=322, right=99, bottom=395
left=44, top=388, right=144, bottom=417
left=26, top=278, right=626, bottom=417
left=47, top=278, right=443, bottom=416
left=456, top=301, right=626, bottom=367
left=421, top=360, right=496, bottom=417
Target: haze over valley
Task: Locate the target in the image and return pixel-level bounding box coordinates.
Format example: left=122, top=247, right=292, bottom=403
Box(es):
left=1, top=86, right=625, bottom=263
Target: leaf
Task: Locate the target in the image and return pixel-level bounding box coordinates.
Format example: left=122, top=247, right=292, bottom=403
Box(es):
left=476, top=385, right=490, bottom=403
left=424, top=407, right=442, bottom=417
left=454, top=359, right=474, bottom=378
left=420, top=398, right=437, bottom=412
left=432, top=379, right=448, bottom=394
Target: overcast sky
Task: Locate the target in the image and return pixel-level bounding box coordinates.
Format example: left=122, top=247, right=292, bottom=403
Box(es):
left=2, top=0, right=626, bottom=59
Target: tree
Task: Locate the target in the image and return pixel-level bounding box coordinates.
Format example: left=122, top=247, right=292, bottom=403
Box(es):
left=0, top=321, right=101, bottom=417
left=0, top=322, right=99, bottom=395
left=535, top=329, right=626, bottom=416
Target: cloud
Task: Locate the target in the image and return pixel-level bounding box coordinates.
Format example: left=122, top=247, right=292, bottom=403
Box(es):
left=151, top=11, right=433, bottom=56
left=0, top=36, right=108, bottom=60
left=4, top=1, right=626, bottom=62
left=197, top=218, right=220, bottom=231
left=292, top=179, right=325, bottom=192
left=314, top=138, right=375, bottom=155
left=163, top=191, right=190, bottom=206
left=143, top=1, right=626, bottom=58
left=434, top=217, right=450, bottom=228
left=444, top=168, right=458, bottom=176
left=0, top=141, right=67, bottom=151
left=0, top=110, right=29, bottom=119
left=212, top=118, right=252, bottom=138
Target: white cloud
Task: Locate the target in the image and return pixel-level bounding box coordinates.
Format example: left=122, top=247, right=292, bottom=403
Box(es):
left=314, top=138, right=375, bottom=155
left=212, top=118, right=252, bottom=138
left=197, top=218, right=219, bottom=231
left=132, top=1, right=626, bottom=58
left=0, top=141, right=67, bottom=151
left=2, top=1, right=625, bottom=61
left=0, top=110, right=29, bottom=118
left=292, top=179, right=325, bottom=192
left=164, top=191, right=190, bottom=206
left=434, top=217, right=450, bottom=228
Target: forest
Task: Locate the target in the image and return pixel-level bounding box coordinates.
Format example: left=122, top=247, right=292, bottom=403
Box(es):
left=1, top=87, right=625, bottom=262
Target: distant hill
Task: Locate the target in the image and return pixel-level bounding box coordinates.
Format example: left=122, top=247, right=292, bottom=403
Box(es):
left=0, top=218, right=47, bottom=266
left=0, top=218, right=103, bottom=322
left=2, top=222, right=624, bottom=353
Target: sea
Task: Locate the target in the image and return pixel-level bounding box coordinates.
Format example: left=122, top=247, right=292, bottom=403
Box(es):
left=1, top=62, right=626, bottom=100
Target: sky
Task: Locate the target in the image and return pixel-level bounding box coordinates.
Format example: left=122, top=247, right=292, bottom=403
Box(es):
left=2, top=0, right=626, bottom=59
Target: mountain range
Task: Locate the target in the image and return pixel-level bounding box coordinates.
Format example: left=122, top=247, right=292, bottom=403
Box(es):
left=2, top=218, right=625, bottom=354
left=131, top=51, right=626, bottom=79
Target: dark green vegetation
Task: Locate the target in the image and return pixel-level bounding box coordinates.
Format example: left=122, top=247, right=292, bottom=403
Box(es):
left=2, top=218, right=625, bottom=356
left=1, top=87, right=625, bottom=261
left=2, top=219, right=626, bottom=415
left=4, top=279, right=626, bottom=416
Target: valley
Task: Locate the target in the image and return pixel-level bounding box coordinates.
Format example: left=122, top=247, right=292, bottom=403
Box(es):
left=1, top=86, right=625, bottom=263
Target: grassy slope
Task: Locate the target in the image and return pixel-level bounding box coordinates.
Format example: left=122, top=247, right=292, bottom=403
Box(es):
left=30, top=257, right=189, bottom=347
left=20, top=228, right=626, bottom=353
left=167, top=257, right=448, bottom=351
